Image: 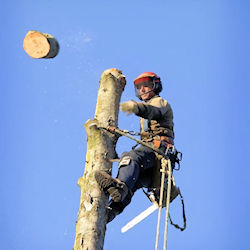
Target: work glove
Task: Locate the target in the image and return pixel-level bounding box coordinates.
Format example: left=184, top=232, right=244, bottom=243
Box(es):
left=120, top=100, right=139, bottom=115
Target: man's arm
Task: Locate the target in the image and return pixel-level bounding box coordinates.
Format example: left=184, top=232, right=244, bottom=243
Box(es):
left=134, top=103, right=163, bottom=120
left=120, top=97, right=167, bottom=120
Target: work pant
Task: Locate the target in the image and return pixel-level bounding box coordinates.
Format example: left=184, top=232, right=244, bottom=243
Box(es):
left=108, top=145, right=162, bottom=212
left=118, top=145, right=158, bottom=191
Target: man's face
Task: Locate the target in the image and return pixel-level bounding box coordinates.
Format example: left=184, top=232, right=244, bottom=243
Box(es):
left=138, top=84, right=156, bottom=101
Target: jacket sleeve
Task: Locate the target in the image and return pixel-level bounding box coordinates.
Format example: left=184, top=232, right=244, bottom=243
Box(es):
left=134, top=97, right=168, bottom=120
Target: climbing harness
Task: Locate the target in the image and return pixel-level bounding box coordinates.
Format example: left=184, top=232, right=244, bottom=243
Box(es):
left=98, top=125, right=186, bottom=250
left=99, top=126, right=170, bottom=160
left=99, top=126, right=182, bottom=167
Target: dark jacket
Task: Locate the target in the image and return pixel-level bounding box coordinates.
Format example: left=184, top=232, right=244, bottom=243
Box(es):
left=134, top=95, right=174, bottom=140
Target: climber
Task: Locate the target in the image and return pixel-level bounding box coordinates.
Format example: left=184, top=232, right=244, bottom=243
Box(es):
left=95, top=72, right=175, bottom=223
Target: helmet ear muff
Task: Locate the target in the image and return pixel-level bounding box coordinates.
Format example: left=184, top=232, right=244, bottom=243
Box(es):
left=152, top=77, right=162, bottom=95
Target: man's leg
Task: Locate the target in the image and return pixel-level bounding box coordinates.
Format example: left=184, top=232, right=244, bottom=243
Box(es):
left=118, top=146, right=157, bottom=189
left=95, top=146, right=157, bottom=222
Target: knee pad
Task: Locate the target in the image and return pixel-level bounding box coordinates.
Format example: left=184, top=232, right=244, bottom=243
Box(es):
left=119, top=155, right=132, bottom=168
left=119, top=150, right=140, bottom=167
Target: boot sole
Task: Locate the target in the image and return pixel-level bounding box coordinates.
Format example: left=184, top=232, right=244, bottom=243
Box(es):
left=95, top=171, right=122, bottom=202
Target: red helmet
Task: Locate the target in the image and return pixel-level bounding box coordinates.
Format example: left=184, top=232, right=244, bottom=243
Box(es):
left=133, top=72, right=162, bottom=99
left=134, top=72, right=160, bottom=84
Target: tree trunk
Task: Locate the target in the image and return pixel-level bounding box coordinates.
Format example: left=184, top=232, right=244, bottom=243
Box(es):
left=23, top=31, right=59, bottom=58
left=73, top=68, right=126, bottom=250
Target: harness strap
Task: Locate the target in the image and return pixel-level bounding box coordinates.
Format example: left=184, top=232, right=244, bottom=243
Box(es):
left=169, top=188, right=186, bottom=231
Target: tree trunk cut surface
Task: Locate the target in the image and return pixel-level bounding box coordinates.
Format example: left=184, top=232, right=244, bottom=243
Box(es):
left=23, top=31, right=59, bottom=59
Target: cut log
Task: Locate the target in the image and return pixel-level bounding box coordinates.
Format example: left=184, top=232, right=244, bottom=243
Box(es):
left=23, top=31, right=59, bottom=59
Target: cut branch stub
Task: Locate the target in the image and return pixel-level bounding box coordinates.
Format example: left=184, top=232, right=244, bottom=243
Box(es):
left=23, top=31, right=59, bottom=59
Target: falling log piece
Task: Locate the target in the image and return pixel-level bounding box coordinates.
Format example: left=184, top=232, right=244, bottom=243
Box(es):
left=23, top=31, right=59, bottom=59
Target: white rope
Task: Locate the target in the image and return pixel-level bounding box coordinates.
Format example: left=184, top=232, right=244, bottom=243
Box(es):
left=154, top=157, right=167, bottom=250
left=154, top=143, right=173, bottom=250
left=163, top=159, right=172, bottom=250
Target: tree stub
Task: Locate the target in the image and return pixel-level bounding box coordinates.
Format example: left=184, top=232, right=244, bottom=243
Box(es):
left=73, top=68, right=126, bottom=250
left=23, top=31, right=59, bottom=59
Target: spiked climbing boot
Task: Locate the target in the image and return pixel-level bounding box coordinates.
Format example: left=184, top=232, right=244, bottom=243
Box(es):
left=107, top=207, right=121, bottom=223
left=95, top=170, right=129, bottom=202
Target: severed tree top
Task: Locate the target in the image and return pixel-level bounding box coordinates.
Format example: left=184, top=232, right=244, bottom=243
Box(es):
left=23, top=31, right=59, bottom=59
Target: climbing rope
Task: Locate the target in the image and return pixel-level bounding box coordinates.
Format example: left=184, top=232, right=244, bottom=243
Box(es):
left=154, top=146, right=174, bottom=250
left=163, top=158, right=172, bottom=250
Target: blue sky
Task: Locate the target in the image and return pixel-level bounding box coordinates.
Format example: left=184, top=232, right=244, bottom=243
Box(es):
left=1, top=0, right=250, bottom=249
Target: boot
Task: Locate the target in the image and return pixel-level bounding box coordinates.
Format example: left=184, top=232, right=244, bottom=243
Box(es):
left=106, top=201, right=125, bottom=223
left=107, top=207, right=121, bottom=223
left=95, top=170, right=129, bottom=202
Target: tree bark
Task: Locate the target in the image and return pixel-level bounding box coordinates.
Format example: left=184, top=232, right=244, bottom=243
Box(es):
left=74, top=68, right=126, bottom=250
left=23, top=31, right=59, bottom=58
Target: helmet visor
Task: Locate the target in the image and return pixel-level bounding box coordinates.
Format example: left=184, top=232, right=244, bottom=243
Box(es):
left=134, top=81, right=155, bottom=98
left=134, top=76, right=153, bottom=85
